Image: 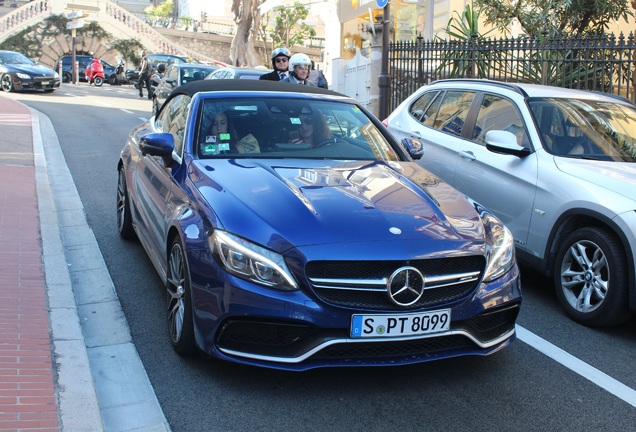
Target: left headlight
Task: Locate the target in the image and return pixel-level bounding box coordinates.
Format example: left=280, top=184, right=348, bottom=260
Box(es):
left=16, top=73, right=31, bottom=79
left=482, top=214, right=516, bottom=282
left=211, top=230, right=299, bottom=291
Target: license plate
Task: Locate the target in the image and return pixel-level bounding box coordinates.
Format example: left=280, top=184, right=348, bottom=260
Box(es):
left=351, top=309, right=450, bottom=338
left=41, top=81, right=50, bottom=86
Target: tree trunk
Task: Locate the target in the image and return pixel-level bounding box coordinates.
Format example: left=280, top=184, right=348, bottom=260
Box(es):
left=230, top=0, right=263, bottom=67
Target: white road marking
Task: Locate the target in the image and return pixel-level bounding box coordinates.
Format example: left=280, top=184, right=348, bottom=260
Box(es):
left=121, top=109, right=134, bottom=114
left=138, top=117, right=148, bottom=122
left=516, top=325, right=636, bottom=408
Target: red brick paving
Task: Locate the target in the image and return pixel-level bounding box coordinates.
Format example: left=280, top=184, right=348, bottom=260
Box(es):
left=0, top=98, right=60, bottom=430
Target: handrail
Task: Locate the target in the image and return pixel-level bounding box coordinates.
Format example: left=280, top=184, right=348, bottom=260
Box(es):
left=0, top=0, right=51, bottom=42
left=0, top=0, right=224, bottom=65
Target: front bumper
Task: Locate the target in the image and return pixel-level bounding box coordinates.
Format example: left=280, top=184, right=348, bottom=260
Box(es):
left=14, top=77, right=61, bottom=91
left=190, top=254, right=522, bottom=371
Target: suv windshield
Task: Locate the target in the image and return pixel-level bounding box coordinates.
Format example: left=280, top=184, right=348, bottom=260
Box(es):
left=193, top=98, right=400, bottom=161
left=529, top=97, right=636, bottom=162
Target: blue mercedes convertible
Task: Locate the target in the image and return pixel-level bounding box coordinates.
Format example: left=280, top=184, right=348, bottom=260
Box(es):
left=116, top=80, right=521, bottom=371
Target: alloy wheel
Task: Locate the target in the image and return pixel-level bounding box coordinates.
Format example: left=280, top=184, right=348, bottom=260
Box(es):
left=559, top=239, right=609, bottom=314
left=167, top=242, right=186, bottom=344
left=1, top=74, right=14, bottom=92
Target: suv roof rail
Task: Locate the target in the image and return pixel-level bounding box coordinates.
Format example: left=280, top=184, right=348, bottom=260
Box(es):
left=431, top=79, right=528, bottom=97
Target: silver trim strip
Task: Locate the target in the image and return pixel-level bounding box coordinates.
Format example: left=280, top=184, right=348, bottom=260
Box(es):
left=309, top=271, right=481, bottom=291
left=218, top=327, right=515, bottom=364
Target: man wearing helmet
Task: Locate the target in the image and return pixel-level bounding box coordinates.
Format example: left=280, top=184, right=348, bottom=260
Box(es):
left=259, top=47, right=291, bottom=81
left=280, top=53, right=316, bottom=86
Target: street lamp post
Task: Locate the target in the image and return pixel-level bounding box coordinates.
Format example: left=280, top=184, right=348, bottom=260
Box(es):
left=378, top=2, right=391, bottom=120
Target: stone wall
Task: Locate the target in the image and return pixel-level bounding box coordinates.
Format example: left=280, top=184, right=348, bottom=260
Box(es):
left=154, top=27, right=322, bottom=67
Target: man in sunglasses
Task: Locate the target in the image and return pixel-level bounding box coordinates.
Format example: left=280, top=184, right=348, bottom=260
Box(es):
left=259, top=47, right=291, bottom=81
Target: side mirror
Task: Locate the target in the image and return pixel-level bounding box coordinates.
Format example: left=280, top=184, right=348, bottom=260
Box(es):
left=139, top=133, right=175, bottom=165
left=402, top=137, right=424, bottom=160
left=485, top=130, right=531, bottom=158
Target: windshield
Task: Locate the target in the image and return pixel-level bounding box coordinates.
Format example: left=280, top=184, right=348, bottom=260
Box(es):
left=0, top=51, right=33, bottom=66
left=195, top=98, right=401, bottom=161
left=529, top=97, right=636, bottom=162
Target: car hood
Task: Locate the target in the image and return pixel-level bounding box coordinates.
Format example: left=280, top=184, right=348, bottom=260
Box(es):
left=4, top=64, right=56, bottom=77
left=555, top=158, right=636, bottom=201
left=189, top=159, right=486, bottom=252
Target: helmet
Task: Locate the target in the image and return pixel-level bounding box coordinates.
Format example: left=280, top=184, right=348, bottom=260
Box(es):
left=289, top=53, right=311, bottom=70
left=271, top=47, right=291, bottom=60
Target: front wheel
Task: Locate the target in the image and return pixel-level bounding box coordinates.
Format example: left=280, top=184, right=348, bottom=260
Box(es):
left=1, top=74, right=14, bottom=92
left=554, top=227, right=632, bottom=326
left=116, top=167, right=135, bottom=239
left=94, top=76, right=103, bottom=86
left=167, top=238, right=196, bottom=355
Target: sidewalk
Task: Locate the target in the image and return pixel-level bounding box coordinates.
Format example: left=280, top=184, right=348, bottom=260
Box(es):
left=0, top=94, right=169, bottom=431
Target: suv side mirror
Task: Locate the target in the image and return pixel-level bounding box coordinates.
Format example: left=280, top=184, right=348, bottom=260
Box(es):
left=485, top=130, right=531, bottom=158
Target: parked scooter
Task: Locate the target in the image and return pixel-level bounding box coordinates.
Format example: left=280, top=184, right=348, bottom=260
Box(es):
left=109, top=59, right=132, bottom=85
left=85, top=58, right=104, bottom=86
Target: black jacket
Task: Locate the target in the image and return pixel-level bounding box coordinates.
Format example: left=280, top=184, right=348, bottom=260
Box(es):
left=259, top=70, right=284, bottom=81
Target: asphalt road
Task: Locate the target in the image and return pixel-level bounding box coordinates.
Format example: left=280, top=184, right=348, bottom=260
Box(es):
left=7, top=84, right=636, bottom=431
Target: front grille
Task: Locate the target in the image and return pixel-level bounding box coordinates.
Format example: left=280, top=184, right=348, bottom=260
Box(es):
left=313, top=335, right=472, bottom=360
left=306, top=256, right=484, bottom=310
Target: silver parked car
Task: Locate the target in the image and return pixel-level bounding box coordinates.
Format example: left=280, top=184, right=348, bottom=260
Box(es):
left=386, top=79, right=636, bottom=326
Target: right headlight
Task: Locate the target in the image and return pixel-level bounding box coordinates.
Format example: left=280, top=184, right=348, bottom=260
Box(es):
left=211, top=230, right=298, bottom=291
left=482, top=214, right=516, bottom=282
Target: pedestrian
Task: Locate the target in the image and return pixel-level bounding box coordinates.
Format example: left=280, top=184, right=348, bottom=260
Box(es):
left=280, top=54, right=316, bottom=86
left=137, top=50, right=151, bottom=99
left=259, top=47, right=291, bottom=81
left=309, top=61, right=329, bottom=89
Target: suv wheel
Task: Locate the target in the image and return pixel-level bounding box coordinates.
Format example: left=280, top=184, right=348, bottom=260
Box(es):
left=554, top=227, right=632, bottom=326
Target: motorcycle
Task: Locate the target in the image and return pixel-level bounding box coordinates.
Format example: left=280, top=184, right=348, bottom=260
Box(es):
left=85, top=59, right=105, bottom=86
left=109, top=59, right=132, bottom=85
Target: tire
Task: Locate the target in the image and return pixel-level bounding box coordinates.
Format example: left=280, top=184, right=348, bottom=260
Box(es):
left=167, top=237, right=197, bottom=355
left=62, top=72, right=72, bottom=83
left=153, top=97, right=160, bottom=116
left=1, top=74, right=14, bottom=92
left=94, top=76, right=103, bottom=86
left=116, top=166, right=136, bottom=239
left=554, top=226, right=632, bottom=326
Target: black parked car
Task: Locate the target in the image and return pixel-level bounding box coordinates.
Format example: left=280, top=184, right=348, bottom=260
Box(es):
left=0, top=50, right=60, bottom=92
left=54, top=55, right=116, bottom=83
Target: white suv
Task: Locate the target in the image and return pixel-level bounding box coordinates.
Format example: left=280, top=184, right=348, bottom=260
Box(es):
left=387, top=79, right=636, bottom=326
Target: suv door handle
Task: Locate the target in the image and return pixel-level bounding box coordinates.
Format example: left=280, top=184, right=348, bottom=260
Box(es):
left=459, top=150, right=476, bottom=160
left=410, top=130, right=422, bottom=138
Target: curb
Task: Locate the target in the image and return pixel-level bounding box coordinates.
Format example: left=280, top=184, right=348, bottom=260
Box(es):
left=30, top=106, right=171, bottom=431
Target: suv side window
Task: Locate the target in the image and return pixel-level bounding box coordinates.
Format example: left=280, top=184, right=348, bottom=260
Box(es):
left=473, top=94, right=529, bottom=147
left=408, top=91, right=439, bottom=123
left=430, top=91, right=475, bottom=137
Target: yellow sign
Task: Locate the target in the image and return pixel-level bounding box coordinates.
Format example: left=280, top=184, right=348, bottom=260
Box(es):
left=66, top=3, right=100, bottom=12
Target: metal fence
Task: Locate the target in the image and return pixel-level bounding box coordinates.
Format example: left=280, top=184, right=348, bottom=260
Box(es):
left=389, top=32, right=636, bottom=112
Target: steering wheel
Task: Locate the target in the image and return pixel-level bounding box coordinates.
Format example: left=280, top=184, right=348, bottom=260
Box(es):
left=313, top=137, right=337, bottom=148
